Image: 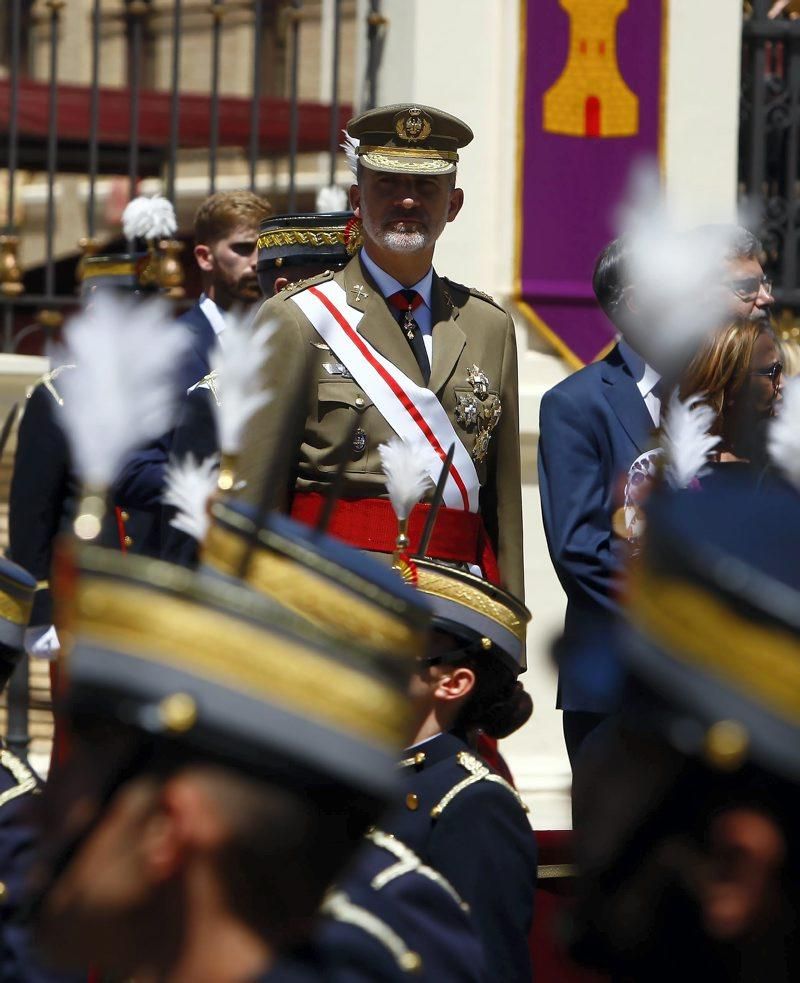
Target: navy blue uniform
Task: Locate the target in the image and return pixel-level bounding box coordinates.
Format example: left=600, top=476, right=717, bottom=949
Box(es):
left=253, top=830, right=486, bottom=981
left=8, top=373, right=147, bottom=622
left=112, top=302, right=218, bottom=553
left=161, top=378, right=219, bottom=566
left=381, top=732, right=537, bottom=983
left=0, top=748, right=78, bottom=981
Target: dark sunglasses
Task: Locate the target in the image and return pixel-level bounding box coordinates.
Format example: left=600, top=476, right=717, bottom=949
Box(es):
left=728, top=275, right=772, bottom=301
left=750, top=361, right=783, bottom=386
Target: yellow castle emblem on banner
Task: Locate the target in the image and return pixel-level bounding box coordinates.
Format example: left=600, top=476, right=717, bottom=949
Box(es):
left=543, top=0, right=639, bottom=138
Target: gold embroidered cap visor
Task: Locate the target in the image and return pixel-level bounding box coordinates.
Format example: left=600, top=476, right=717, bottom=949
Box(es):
left=0, top=558, right=37, bottom=652
left=348, top=103, right=473, bottom=177
left=203, top=500, right=431, bottom=669
left=79, top=252, right=160, bottom=294
left=256, top=211, right=353, bottom=276
left=62, top=546, right=416, bottom=801
left=413, top=559, right=530, bottom=673
left=625, top=567, right=800, bottom=783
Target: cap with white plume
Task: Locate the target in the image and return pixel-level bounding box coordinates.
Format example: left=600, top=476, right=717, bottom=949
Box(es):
left=341, top=131, right=359, bottom=178
left=122, top=194, right=178, bottom=243
left=661, top=390, right=721, bottom=490
left=316, top=185, right=349, bottom=213
left=164, top=453, right=220, bottom=544
left=208, top=310, right=276, bottom=491
left=378, top=437, right=432, bottom=582
left=55, top=293, right=192, bottom=540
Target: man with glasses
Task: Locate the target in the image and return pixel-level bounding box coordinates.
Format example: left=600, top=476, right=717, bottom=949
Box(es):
left=538, top=226, right=775, bottom=767
left=720, top=227, right=774, bottom=323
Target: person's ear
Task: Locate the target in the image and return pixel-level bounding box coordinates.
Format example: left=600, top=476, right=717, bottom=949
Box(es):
left=700, top=807, right=785, bottom=940
left=273, top=276, right=289, bottom=294
left=447, top=187, right=464, bottom=223
left=194, top=243, right=214, bottom=274
left=143, top=777, right=226, bottom=883
left=622, top=285, right=639, bottom=315
left=349, top=183, right=361, bottom=218
left=434, top=665, right=475, bottom=703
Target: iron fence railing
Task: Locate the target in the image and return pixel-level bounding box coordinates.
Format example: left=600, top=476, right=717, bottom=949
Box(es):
left=740, top=0, right=800, bottom=311
left=0, top=0, right=385, bottom=760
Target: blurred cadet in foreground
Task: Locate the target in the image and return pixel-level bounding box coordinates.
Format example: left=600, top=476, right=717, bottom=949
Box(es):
left=30, top=512, right=489, bottom=979
left=0, top=558, right=76, bottom=981
left=9, top=195, right=187, bottom=661
left=570, top=467, right=800, bottom=983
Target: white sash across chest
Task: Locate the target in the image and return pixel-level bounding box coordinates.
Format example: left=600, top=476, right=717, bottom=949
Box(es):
left=291, top=280, right=480, bottom=512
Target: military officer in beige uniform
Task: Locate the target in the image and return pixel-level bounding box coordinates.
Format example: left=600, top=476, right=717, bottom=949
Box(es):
left=238, top=104, right=523, bottom=597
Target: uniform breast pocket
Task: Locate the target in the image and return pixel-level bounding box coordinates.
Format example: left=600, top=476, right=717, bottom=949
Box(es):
left=315, top=380, right=374, bottom=473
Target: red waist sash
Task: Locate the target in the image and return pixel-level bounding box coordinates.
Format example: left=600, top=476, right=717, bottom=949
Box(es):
left=290, top=492, right=501, bottom=585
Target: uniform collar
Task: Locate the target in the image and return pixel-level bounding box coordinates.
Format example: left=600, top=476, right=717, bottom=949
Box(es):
left=360, top=248, right=434, bottom=311
left=400, top=730, right=468, bottom=769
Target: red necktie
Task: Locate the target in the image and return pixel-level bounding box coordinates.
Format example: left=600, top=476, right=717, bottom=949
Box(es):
left=387, top=289, right=430, bottom=382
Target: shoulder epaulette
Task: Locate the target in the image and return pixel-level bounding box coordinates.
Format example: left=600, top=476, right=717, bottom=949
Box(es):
left=430, top=750, right=529, bottom=819
left=0, top=748, right=38, bottom=808
left=321, top=890, right=422, bottom=974
left=367, top=828, right=469, bottom=912
left=187, top=370, right=221, bottom=406
left=441, top=277, right=505, bottom=312
left=279, top=269, right=335, bottom=300
left=27, top=364, right=77, bottom=407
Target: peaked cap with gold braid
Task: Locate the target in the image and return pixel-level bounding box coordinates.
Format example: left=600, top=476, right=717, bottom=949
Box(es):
left=623, top=470, right=800, bottom=782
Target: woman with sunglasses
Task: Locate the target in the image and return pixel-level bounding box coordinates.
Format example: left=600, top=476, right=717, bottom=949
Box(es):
left=678, top=317, right=782, bottom=467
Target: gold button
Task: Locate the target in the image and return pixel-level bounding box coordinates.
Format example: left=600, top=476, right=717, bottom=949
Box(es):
left=400, top=951, right=422, bottom=973
left=354, top=396, right=365, bottom=408
left=120, top=510, right=130, bottom=522
left=405, top=792, right=419, bottom=811
left=158, top=693, right=198, bottom=733
left=0, top=881, right=6, bottom=902
left=123, top=535, right=133, bottom=548
left=705, top=720, right=748, bottom=771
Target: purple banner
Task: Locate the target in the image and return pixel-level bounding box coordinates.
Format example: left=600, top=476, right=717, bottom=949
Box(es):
left=516, top=0, right=666, bottom=366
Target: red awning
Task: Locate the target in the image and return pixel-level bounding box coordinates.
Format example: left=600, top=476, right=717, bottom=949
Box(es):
left=0, top=78, right=352, bottom=169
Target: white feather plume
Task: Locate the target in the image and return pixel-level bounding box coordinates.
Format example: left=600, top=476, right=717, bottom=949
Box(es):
left=55, top=292, right=192, bottom=489
left=164, top=453, right=220, bottom=542
left=768, top=376, right=800, bottom=491
left=316, top=185, right=349, bottom=213
left=122, top=194, right=177, bottom=241
left=341, top=131, right=359, bottom=177
left=661, top=390, right=721, bottom=489
left=378, top=437, right=432, bottom=520
left=209, top=310, right=276, bottom=457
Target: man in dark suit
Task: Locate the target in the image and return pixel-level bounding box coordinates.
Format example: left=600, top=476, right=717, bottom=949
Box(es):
left=113, top=190, right=272, bottom=539
left=538, top=229, right=774, bottom=767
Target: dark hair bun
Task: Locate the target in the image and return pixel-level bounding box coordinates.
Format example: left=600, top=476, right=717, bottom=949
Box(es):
left=480, top=683, right=533, bottom=739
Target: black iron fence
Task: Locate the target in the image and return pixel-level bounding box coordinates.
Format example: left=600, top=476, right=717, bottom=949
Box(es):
left=740, top=0, right=800, bottom=313
left=0, top=0, right=387, bottom=356
left=0, top=0, right=387, bottom=762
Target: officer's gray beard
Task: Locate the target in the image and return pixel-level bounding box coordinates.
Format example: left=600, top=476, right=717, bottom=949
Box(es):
left=381, top=229, right=428, bottom=252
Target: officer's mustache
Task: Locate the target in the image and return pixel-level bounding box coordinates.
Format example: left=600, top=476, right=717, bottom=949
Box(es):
left=384, top=212, right=427, bottom=227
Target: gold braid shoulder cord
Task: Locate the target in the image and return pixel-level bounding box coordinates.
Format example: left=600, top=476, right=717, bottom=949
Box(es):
left=430, top=751, right=529, bottom=819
